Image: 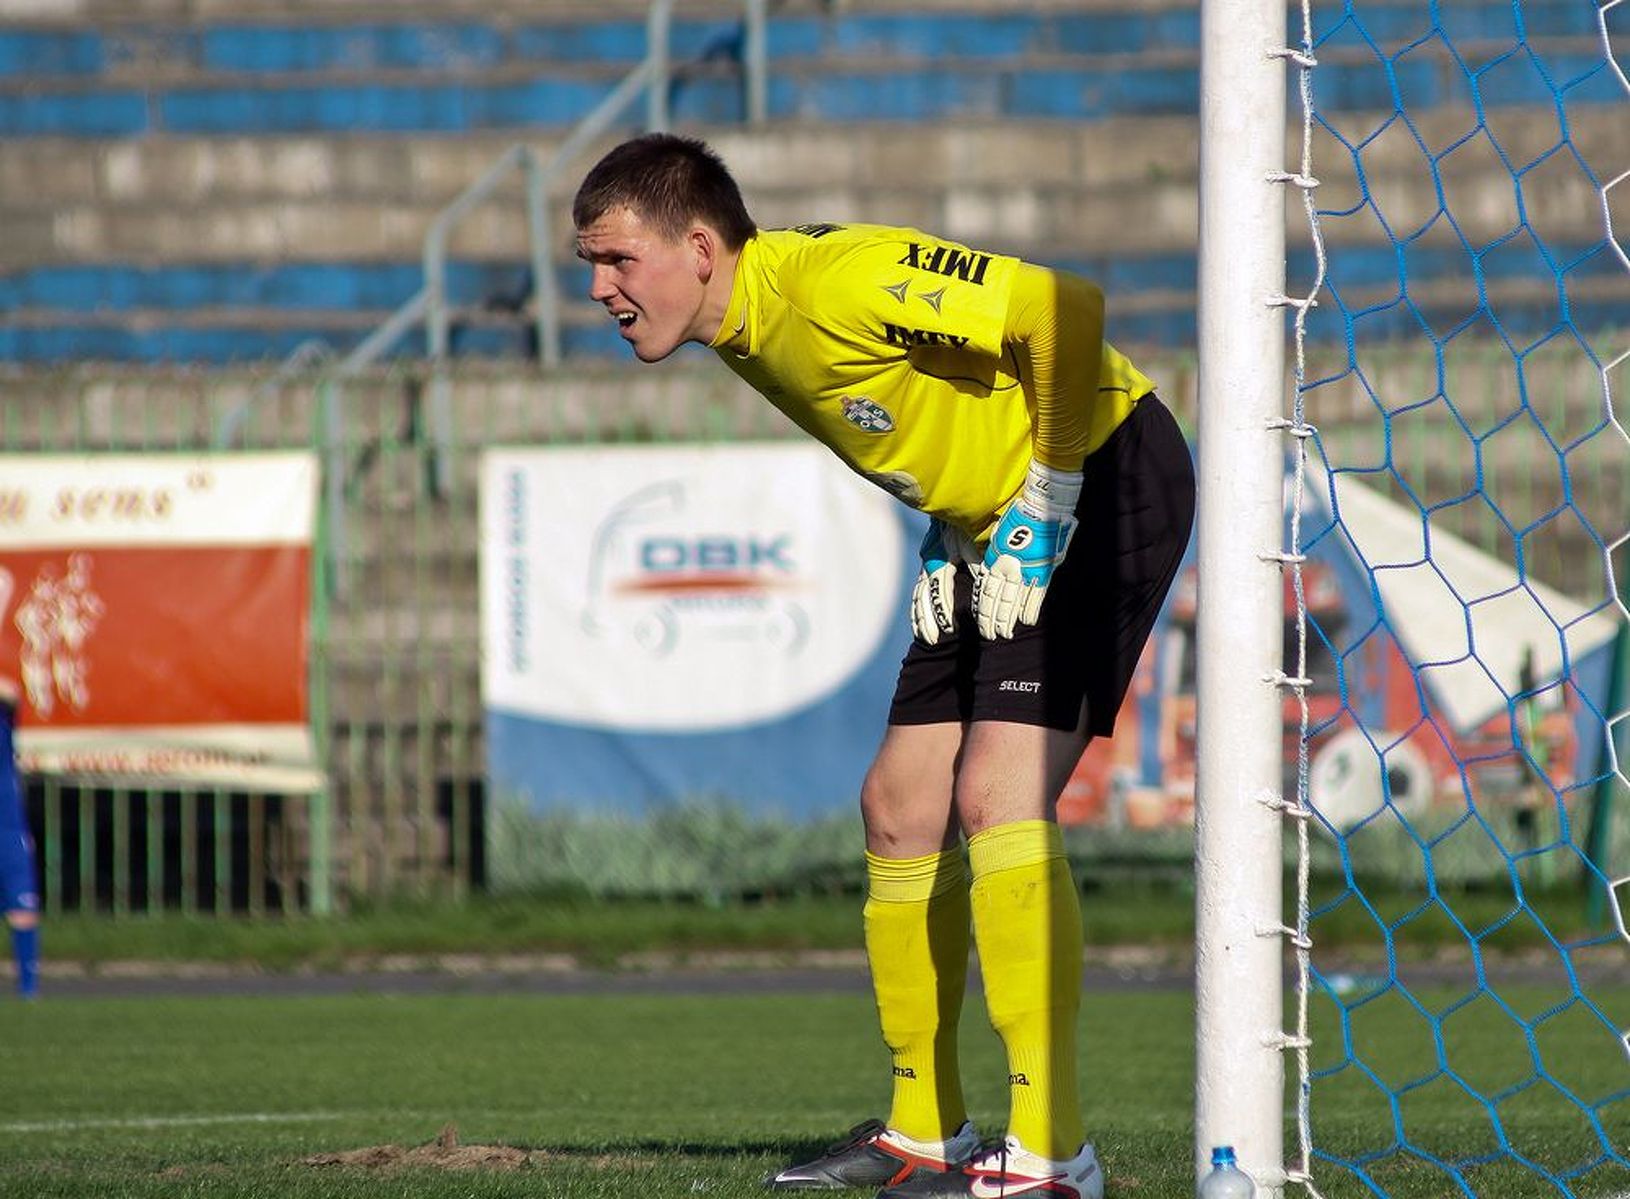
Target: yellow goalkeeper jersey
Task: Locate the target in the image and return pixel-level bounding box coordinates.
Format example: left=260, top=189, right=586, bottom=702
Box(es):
left=708, top=222, right=1155, bottom=541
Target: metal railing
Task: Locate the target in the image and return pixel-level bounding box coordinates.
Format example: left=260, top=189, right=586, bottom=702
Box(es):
left=427, top=0, right=767, bottom=370
left=265, top=0, right=767, bottom=593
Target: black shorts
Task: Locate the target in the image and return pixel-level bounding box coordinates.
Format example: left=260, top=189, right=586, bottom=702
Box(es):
left=888, top=394, right=1196, bottom=735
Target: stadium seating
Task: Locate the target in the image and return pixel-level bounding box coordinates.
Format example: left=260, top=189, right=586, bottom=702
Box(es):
left=0, top=0, right=1623, bottom=363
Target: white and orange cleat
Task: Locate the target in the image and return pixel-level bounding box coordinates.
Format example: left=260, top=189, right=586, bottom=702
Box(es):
left=875, top=1135, right=1104, bottom=1199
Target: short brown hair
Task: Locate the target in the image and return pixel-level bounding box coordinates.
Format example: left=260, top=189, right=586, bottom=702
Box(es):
left=573, top=133, right=757, bottom=249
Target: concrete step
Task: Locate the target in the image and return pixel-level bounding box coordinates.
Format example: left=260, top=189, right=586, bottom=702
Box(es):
left=8, top=99, right=1609, bottom=214
left=0, top=114, right=1205, bottom=263
left=3, top=103, right=1619, bottom=266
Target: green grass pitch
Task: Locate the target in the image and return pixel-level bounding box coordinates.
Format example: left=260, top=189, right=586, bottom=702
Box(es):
left=0, top=985, right=1624, bottom=1197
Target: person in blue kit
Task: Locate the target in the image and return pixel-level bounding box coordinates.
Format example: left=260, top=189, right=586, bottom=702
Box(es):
left=0, top=678, right=41, bottom=999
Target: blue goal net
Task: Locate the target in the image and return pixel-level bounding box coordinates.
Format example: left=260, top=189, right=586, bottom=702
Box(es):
left=1280, top=0, right=1630, bottom=1194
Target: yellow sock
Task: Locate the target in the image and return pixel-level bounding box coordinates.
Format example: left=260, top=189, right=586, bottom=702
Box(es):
left=969, top=820, right=1084, bottom=1160
left=864, top=848, right=971, bottom=1143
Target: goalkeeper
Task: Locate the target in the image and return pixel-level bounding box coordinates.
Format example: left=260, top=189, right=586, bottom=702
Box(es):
left=575, top=134, right=1194, bottom=1199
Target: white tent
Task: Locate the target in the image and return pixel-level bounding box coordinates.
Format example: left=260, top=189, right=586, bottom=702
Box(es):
left=1308, top=462, right=1623, bottom=736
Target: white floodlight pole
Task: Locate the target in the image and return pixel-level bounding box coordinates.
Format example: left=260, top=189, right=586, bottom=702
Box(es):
left=1194, top=0, right=1289, bottom=1186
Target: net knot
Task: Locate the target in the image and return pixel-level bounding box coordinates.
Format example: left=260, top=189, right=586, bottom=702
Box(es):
left=1265, top=418, right=1316, bottom=438
left=1268, top=170, right=1321, bottom=190
left=1268, top=46, right=1319, bottom=68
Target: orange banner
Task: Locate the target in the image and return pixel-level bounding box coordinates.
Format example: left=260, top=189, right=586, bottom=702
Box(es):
left=0, top=454, right=320, bottom=789
left=1, top=546, right=307, bottom=727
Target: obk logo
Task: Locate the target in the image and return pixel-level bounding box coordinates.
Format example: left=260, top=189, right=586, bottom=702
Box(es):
left=580, top=480, right=809, bottom=659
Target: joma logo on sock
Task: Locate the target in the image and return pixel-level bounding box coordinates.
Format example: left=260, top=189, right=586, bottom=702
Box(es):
left=1008, top=1072, right=1031, bottom=1086
left=893, top=1066, right=918, bottom=1079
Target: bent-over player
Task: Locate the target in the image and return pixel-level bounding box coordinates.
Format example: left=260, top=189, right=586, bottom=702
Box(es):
left=574, top=134, right=1195, bottom=1199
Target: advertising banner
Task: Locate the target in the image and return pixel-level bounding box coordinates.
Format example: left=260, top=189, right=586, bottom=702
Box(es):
left=0, top=454, right=321, bottom=791
left=481, top=443, right=919, bottom=820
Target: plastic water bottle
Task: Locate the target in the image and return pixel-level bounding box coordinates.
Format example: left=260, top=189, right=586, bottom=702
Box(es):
left=1198, top=1145, right=1254, bottom=1197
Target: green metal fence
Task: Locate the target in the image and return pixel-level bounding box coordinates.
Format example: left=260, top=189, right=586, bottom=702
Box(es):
left=0, top=340, right=1620, bottom=910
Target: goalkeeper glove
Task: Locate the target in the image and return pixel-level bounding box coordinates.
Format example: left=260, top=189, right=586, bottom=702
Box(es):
left=910, top=520, right=958, bottom=646
left=910, top=519, right=979, bottom=645
left=975, top=460, right=1082, bottom=640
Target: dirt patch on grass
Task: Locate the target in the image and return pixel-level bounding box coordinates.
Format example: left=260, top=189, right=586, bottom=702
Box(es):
left=300, top=1123, right=549, bottom=1172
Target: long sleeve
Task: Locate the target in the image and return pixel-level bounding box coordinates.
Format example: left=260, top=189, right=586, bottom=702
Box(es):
left=1002, top=261, right=1105, bottom=472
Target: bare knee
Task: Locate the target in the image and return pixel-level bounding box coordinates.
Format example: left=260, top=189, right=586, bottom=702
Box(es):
left=860, top=728, right=960, bottom=857
left=860, top=766, right=943, bottom=855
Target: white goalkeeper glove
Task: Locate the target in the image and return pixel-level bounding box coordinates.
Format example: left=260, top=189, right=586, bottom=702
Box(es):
left=975, top=460, right=1083, bottom=640
left=910, top=519, right=979, bottom=645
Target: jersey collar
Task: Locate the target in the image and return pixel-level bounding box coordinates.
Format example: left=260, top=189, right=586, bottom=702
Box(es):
left=709, top=236, right=759, bottom=359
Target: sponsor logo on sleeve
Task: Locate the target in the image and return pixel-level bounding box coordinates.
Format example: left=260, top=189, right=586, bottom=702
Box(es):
left=897, top=242, right=994, bottom=285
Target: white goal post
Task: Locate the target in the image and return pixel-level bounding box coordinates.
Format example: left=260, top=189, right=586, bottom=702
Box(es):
left=1193, top=0, right=1630, bottom=1193
left=1194, top=0, right=1293, bottom=1191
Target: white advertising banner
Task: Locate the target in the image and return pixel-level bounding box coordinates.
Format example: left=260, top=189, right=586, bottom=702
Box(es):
left=481, top=442, right=917, bottom=817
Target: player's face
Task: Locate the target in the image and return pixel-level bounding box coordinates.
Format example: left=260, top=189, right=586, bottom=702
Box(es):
left=576, top=206, right=709, bottom=363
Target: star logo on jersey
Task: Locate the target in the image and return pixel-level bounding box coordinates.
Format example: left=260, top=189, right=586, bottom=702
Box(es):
left=881, top=280, right=910, bottom=304
left=840, top=396, right=895, bottom=433
left=919, top=286, right=946, bottom=313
